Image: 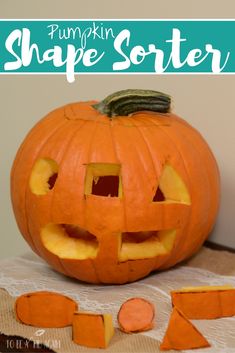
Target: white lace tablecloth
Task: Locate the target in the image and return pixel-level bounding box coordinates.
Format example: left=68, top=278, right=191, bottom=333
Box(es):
left=0, top=250, right=235, bottom=353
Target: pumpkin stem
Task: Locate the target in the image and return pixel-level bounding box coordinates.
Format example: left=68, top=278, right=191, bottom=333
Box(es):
left=92, top=89, right=171, bottom=118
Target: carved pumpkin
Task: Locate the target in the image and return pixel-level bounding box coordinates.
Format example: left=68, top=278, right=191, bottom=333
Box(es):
left=11, top=89, right=220, bottom=284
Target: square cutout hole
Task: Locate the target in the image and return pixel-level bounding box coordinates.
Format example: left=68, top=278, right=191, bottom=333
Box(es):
left=85, top=163, right=122, bottom=198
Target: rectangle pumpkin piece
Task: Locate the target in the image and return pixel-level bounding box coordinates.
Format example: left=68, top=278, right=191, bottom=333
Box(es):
left=171, top=285, right=235, bottom=319
left=72, top=312, right=114, bottom=348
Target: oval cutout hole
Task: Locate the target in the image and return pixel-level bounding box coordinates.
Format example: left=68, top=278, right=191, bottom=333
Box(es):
left=29, top=158, right=58, bottom=195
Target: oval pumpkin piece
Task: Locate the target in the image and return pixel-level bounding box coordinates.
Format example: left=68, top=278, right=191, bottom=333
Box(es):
left=15, top=291, right=78, bottom=327
left=118, top=297, right=155, bottom=333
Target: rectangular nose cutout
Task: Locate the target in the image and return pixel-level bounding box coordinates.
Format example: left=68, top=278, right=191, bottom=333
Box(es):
left=84, top=163, right=122, bottom=198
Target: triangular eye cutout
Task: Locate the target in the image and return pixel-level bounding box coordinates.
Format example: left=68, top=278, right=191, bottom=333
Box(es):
left=152, top=186, right=165, bottom=202
left=152, top=164, right=191, bottom=205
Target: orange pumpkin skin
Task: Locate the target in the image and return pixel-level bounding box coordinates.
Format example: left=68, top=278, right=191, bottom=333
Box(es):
left=11, top=92, right=220, bottom=284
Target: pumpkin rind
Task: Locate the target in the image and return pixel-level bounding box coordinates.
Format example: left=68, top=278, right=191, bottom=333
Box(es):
left=11, top=93, right=220, bottom=284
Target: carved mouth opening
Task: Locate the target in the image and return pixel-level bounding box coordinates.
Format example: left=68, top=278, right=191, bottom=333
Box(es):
left=119, top=229, right=176, bottom=262
left=41, top=224, right=99, bottom=260
left=41, top=224, right=176, bottom=262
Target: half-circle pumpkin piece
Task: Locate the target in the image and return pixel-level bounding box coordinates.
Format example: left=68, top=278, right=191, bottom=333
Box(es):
left=15, top=291, right=78, bottom=327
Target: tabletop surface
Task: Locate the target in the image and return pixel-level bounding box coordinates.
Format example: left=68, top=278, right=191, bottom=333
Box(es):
left=1, top=242, right=235, bottom=353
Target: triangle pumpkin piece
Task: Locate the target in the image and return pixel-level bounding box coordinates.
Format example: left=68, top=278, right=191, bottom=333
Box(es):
left=160, top=307, right=210, bottom=351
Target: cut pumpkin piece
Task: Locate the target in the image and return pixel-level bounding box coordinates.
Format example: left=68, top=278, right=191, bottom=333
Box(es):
left=160, top=307, right=210, bottom=351
left=15, top=291, right=78, bottom=328
left=171, top=285, right=235, bottom=319
left=118, top=298, right=155, bottom=333
left=72, top=312, right=114, bottom=348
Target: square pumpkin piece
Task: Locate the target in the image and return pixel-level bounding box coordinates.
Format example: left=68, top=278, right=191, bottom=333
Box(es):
left=171, top=285, right=235, bottom=319
left=72, top=312, right=114, bottom=348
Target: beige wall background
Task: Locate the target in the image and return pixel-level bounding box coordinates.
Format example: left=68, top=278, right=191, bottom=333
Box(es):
left=1, top=0, right=235, bottom=259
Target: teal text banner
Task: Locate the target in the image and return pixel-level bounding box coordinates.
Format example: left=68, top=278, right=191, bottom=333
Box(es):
left=0, top=20, right=234, bottom=81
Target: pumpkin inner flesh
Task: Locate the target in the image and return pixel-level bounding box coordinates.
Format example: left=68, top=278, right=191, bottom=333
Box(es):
left=159, top=164, right=191, bottom=204
left=29, top=158, right=58, bottom=195
left=119, top=229, right=176, bottom=262
left=41, top=223, right=176, bottom=261
left=103, top=314, right=115, bottom=346
left=41, top=224, right=98, bottom=260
